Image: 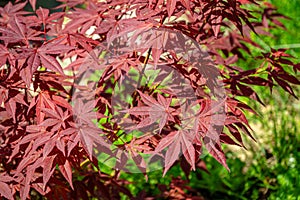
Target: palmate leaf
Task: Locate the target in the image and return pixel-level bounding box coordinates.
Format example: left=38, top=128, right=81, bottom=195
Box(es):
left=2, top=89, right=27, bottom=123
left=62, top=2, right=105, bottom=34
left=159, top=130, right=196, bottom=176
left=123, top=90, right=175, bottom=133
left=34, top=7, right=64, bottom=26
left=37, top=38, right=73, bottom=74
left=163, top=133, right=181, bottom=176
left=19, top=38, right=73, bottom=86
left=58, top=158, right=74, bottom=190
left=153, top=0, right=190, bottom=17
left=78, top=125, right=111, bottom=161
left=30, top=91, right=56, bottom=124
left=204, top=136, right=229, bottom=171
left=73, top=99, right=104, bottom=127
left=19, top=156, right=44, bottom=200
left=0, top=1, right=28, bottom=21
left=104, top=18, right=154, bottom=45
left=224, top=125, right=246, bottom=148
left=0, top=16, right=42, bottom=45
left=211, top=2, right=223, bottom=37
left=40, top=106, right=69, bottom=132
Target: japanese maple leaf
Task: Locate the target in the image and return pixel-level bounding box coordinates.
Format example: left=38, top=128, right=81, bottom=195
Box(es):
left=0, top=44, right=13, bottom=66
left=122, top=90, right=175, bottom=133
left=0, top=16, right=42, bottom=45
left=39, top=106, right=70, bottom=132
left=78, top=124, right=111, bottom=160
left=42, top=155, right=56, bottom=191
left=108, top=55, right=139, bottom=82
left=194, top=99, right=226, bottom=139
left=1, top=88, right=27, bottom=123
left=104, top=19, right=154, bottom=45
left=203, top=136, right=229, bottom=171
left=19, top=37, right=73, bottom=86
left=58, top=158, right=74, bottom=190
left=113, top=140, right=148, bottom=175
left=35, top=37, right=73, bottom=73
left=73, top=98, right=105, bottom=127
left=155, top=0, right=191, bottom=17
left=153, top=129, right=196, bottom=176
left=187, top=99, right=230, bottom=171
left=0, top=1, right=28, bottom=24
left=0, top=173, right=14, bottom=199
left=211, top=4, right=223, bottom=37
left=28, top=91, right=56, bottom=124
left=62, top=2, right=106, bottom=34
left=30, top=7, right=64, bottom=27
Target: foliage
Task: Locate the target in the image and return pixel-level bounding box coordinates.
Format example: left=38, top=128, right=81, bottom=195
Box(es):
left=189, top=86, right=300, bottom=200
left=0, top=0, right=299, bottom=199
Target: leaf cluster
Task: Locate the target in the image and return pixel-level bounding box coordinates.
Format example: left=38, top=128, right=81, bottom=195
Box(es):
left=0, top=0, right=299, bottom=199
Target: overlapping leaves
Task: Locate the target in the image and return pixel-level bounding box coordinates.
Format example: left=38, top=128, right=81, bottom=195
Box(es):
left=0, top=0, right=299, bottom=199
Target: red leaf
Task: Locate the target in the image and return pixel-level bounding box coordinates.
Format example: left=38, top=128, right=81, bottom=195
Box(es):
left=123, top=91, right=175, bottom=133
left=273, top=76, right=297, bottom=98
left=20, top=157, right=43, bottom=200
left=36, top=7, right=49, bottom=21
left=277, top=72, right=300, bottom=85
left=204, top=137, right=229, bottom=171
left=42, top=155, right=56, bottom=191
left=35, top=91, right=56, bottom=124
left=39, top=53, right=64, bottom=74
left=211, top=8, right=222, bottom=37
left=225, top=125, right=245, bottom=147
left=0, top=181, right=13, bottom=199
left=167, top=0, right=177, bottom=17
left=29, top=0, right=36, bottom=10
left=180, top=130, right=196, bottom=170
left=52, top=95, right=73, bottom=110
left=154, top=131, right=179, bottom=153
left=220, top=132, right=243, bottom=147
left=163, top=133, right=181, bottom=176
left=0, top=1, right=28, bottom=19
left=0, top=16, right=41, bottom=45
left=155, top=130, right=196, bottom=176
left=79, top=125, right=110, bottom=160
left=58, top=159, right=74, bottom=190
left=0, top=44, right=10, bottom=66
left=43, top=138, right=56, bottom=159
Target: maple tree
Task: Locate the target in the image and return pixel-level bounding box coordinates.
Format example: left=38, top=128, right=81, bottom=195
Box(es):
left=0, top=0, right=299, bottom=199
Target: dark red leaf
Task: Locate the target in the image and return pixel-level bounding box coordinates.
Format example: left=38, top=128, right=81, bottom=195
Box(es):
left=204, top=137, right=229, bottom=171
left=58, top=159, right=74, bottom=190
left=42, top=155, right=56, bottom=191
left=123, top=91, right=175, bottom=133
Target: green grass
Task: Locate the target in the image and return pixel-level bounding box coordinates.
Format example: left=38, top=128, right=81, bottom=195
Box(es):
left=264, top=0, right=300, bottom=58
